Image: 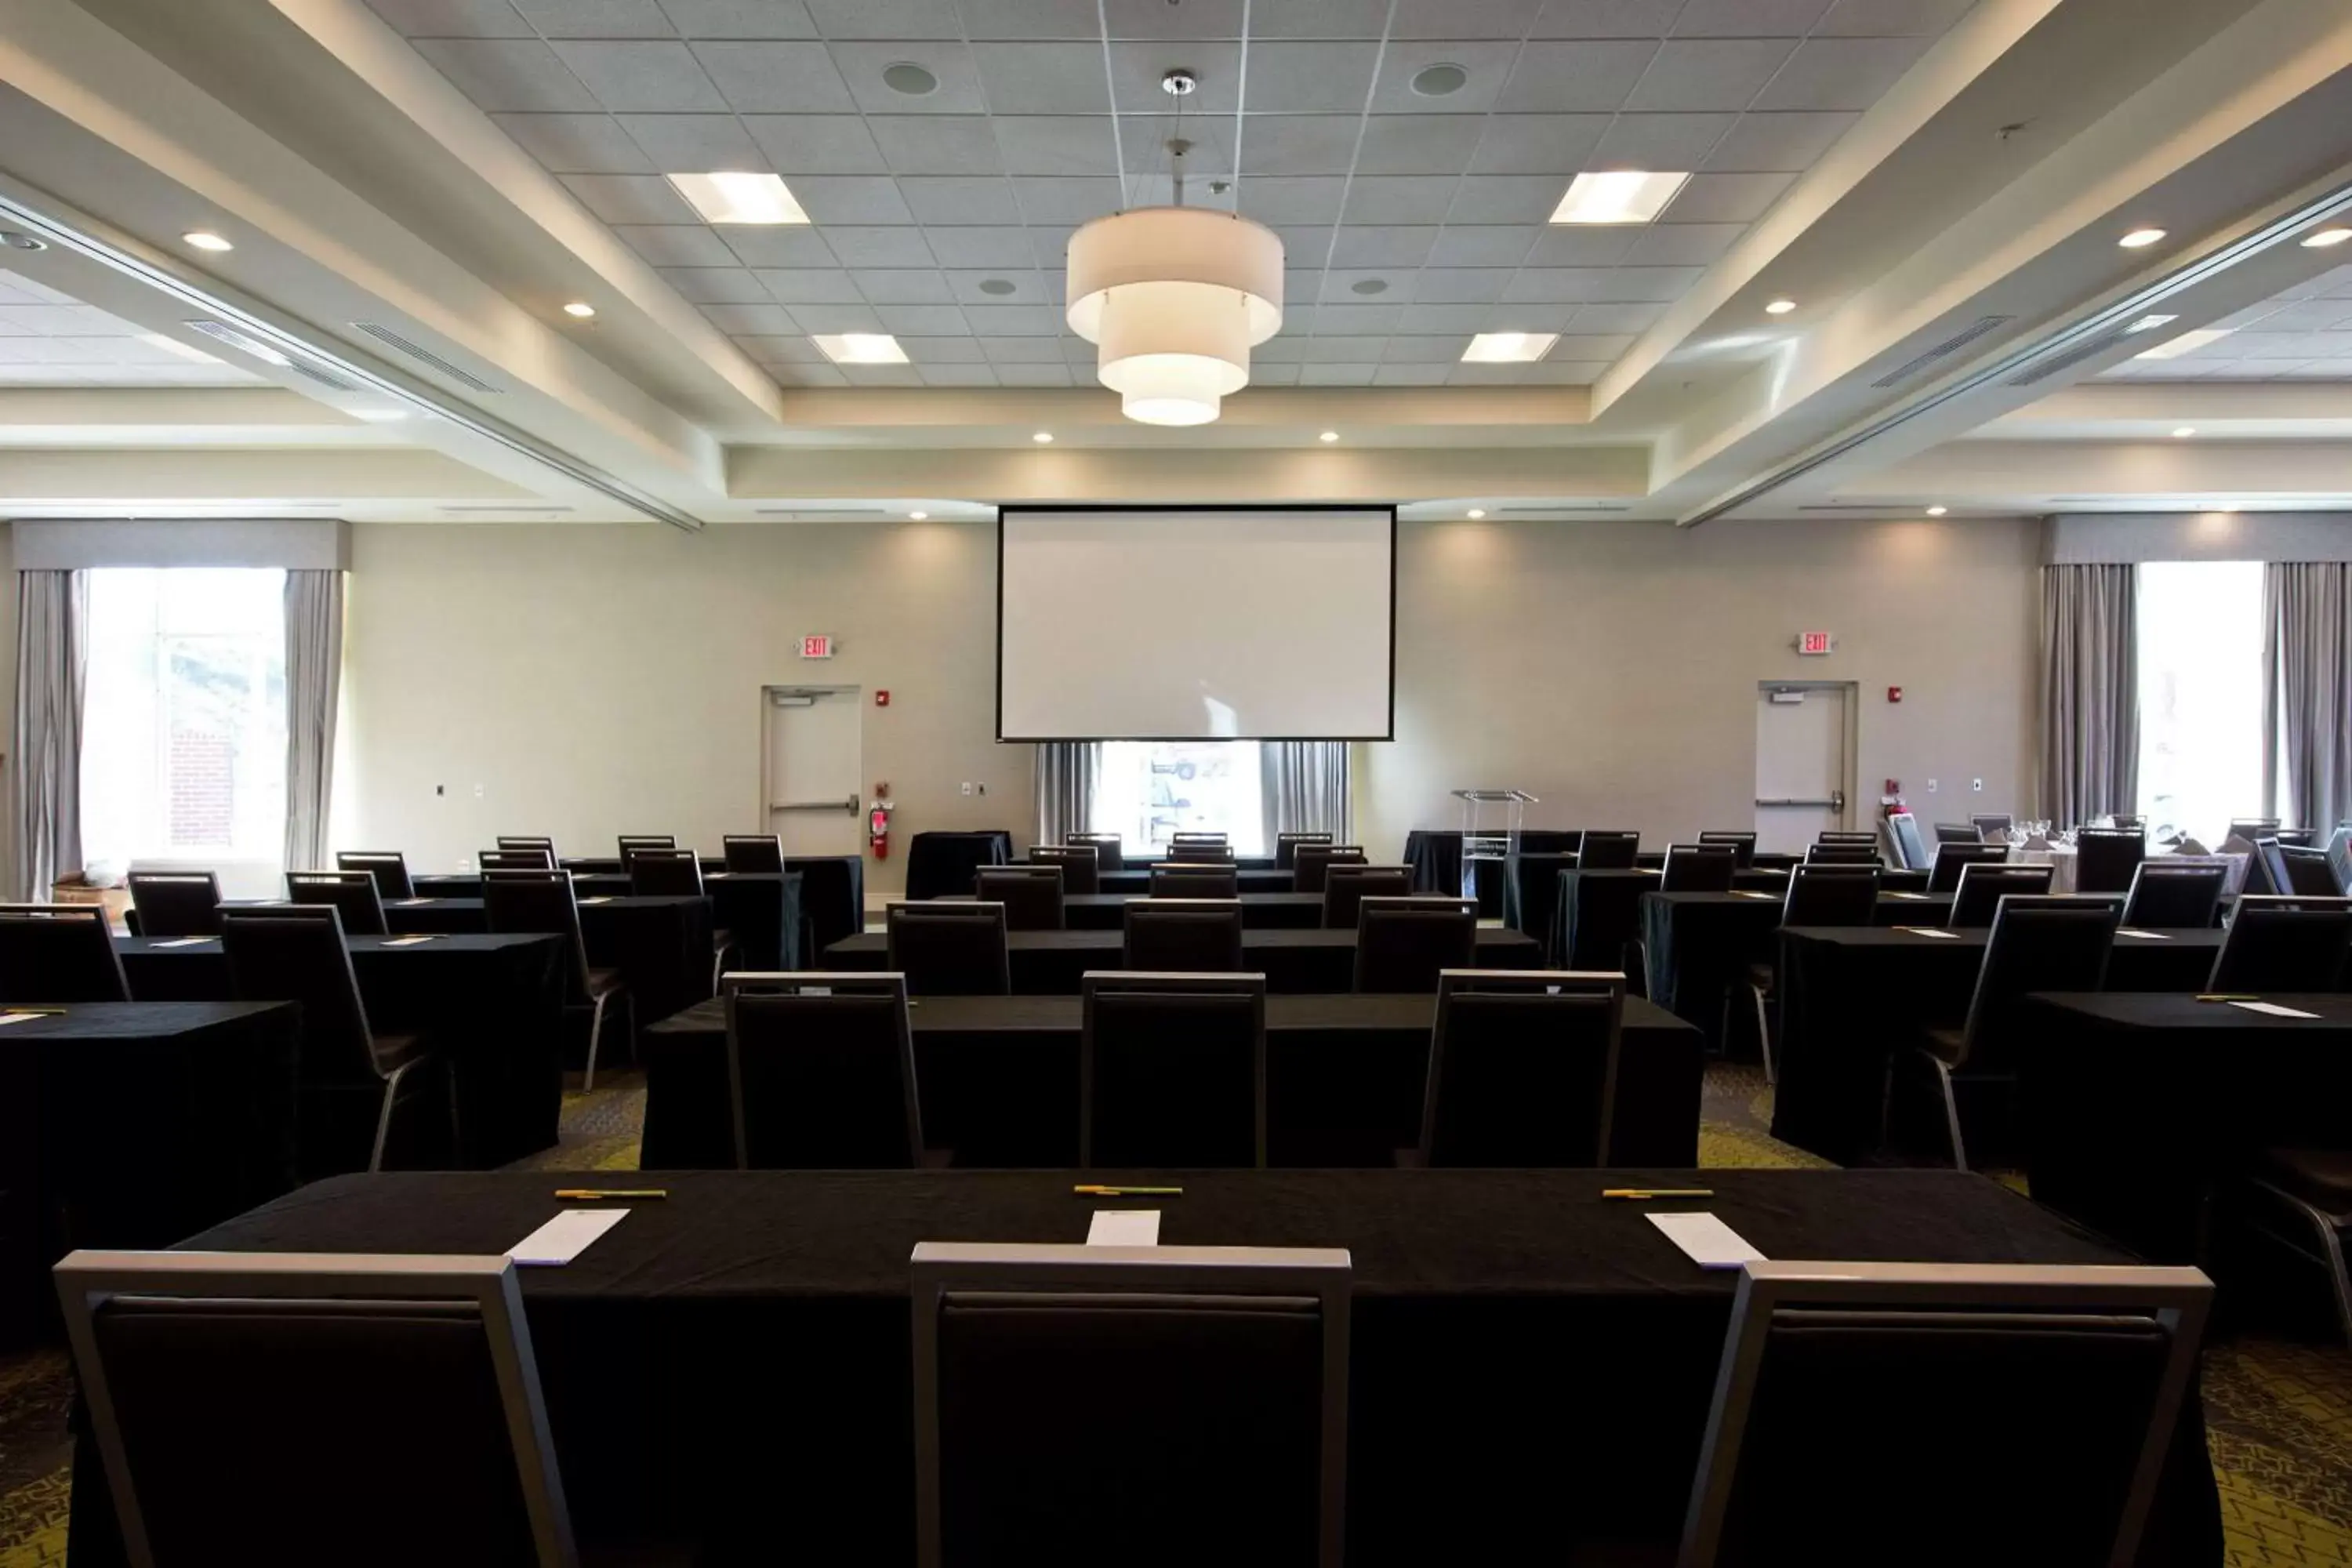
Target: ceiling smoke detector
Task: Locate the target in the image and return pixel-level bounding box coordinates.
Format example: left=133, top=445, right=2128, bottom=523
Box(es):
left=0, top=230, right=46, bottom=252
left=1162, top=69, right=1198, bottom=97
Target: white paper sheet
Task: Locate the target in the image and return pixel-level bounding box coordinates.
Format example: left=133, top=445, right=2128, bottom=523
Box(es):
left=1646, top=1211, right=1766, bottom=1270
left=151, top=936, right=212, bottom=948
left=1886, top=891, right=1929, bottom=901
left=0, top=1011, right=54, bottom=1027
left=1733, top=891, right=1776, bottom=900
left=1893, top=927, right=1959, bottom=938
left=508, top=1207, right=629, bottom=1265
left=2115, top=928, right=2172, bottom=940
left=380, top=935, right=437, bottom=947
left=397, top=898, right=437, bottom=907
left=1086, top=1210, right=1162, bottom=1247
left=2230, top=1000, right=2322, bottom=1019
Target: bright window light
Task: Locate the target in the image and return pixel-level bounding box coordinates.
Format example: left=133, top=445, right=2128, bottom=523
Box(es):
left=666, top=172, right=808, bottom=226
left=2136, top=328, right=2231, bottom=361
left=811, top=333, right=909, bottom=365
left=1091, top=741, right=1267, bottom=859
left=1461, top=332, right=1559, bottom=363
left=1550, top=170, right=1690, bottom=225
left=2137, top=561, right=2263, bottom=842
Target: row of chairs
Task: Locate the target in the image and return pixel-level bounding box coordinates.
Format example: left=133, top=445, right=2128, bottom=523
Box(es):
left=978, top=860, right=1418, bottom=927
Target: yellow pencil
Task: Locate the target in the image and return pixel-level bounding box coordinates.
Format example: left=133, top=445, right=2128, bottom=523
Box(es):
left=1601, top=1188, right=1715, bottom=1200
left=554, top=1189, right=668, bottom=1200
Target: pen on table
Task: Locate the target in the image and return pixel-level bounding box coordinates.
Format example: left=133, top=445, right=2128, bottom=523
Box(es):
left=1601, top=1188, right=1715, bottom=1200
left=1074, top=1185, right=1183, bottom=1196
left=554, top=1189, right=668, bottom=1200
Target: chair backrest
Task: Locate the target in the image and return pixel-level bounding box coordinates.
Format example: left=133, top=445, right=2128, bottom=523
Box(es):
left=0, top=904, right=129, bottom=1004
left=1886, top=811, right=1932, bottom=872
left=721, top=834, right=783, bottom=873
left=2110, top=814, right=2147, bottom=830
left=1352, top=897, right=1478, bottom=993
left=1152, top=862, right=1240, bottom=898
left=1292, top=844, right=1367, bottom=894
left=1661, top=844, right=1739, bottom=893
left=887, top=902, right=1011, bottom=996
left=1697, top=831, right=1758, bottom=869
left=1276, top=832, right=1334, bottom=869
left=1971, top=813, right=2014, bottom=840
left=1679, top=1259, right=2210, bottom=1568
left=2252, top=837, right=2292, bottom=899
left=910, top=1242, right=1350, bottom=1568
left=126, top=872, right=223, bottom=938
left=1065, top=832, right=1123, bottom=873
left=1780, top=864, right=1879, bottom=927
left=496, top=837, right=557, bottom=860
left=2227, top=818, right=2281, bottom=846
left=220, top=906, right=383, bottom=1087
left=2275, top=828, right=2318, bottom=848
left=1577, top=831, right=1640, bottom=870
left=1166, top=840, right=1236, bottom=863
left=616, top=835, right=675, bottom=867
left=1947, top=863, right=2054, bottom=927
left=286, top=870, right=390, bottom=938
left=1323, top=866, right=1412, bottom=930
left=2279, top=844, right=2346, bottom=897
left=1933, top=822, right=1980, bottom=844
left=2208, top=895, right=2352, bottom=993
left=1958, top=898, right=2120, bottom=1072
left=1026, top=843, right=1100, bottom=895
left=1170, top=832, right=1228, bottom=846
left=2328, top=826, right=2352, bottom=896
left=627, top=848, right=706, bottom=898
left=1122, top=899, right=1246, bottom=972
left=1080, top=971, right=1267, bottom=1167
left=2122, top=861, right=2227, bottom=929
left=1421, top=970, right=1624, bottom=1167
left=335, top=851, right=414, bottom=901
left=2072, top=828, right=2147, bottom=895
left=976, top=864, right=1065, bottom=931
left=56, top=1250, right=578, bottom=1568
left=480, top=871, right=595, bottom=1004
left=480, top=848, right=555, bottom=873
left=1815, top=831, right=1878, bottom=845
left=719, top=972, right=921, bottom=1168
left=1803, top=841, right=1878, bottom=866
left=1928, top=841, right=2008, bottom=893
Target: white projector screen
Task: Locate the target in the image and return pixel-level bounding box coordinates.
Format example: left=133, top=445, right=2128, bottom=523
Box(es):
left=998, top=507, right=1396, bottom=741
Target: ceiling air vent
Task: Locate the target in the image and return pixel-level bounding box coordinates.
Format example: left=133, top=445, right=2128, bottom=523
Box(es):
left=350, top=322, right=502, bottom=393
left=1867, top=315, right=2016, bottom=389
left=2003, top=328, right=2135, bottom=387
left=1498, top=503, right=1634, bottom=515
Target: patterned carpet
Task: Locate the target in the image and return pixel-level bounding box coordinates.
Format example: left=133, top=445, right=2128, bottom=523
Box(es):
left=2, top=1065, right=2347, bottom=1566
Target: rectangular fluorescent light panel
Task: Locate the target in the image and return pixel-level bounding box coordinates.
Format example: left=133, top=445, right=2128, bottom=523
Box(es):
left=1461, top=332, right=1559, bottom=364
left=666, top=172, right=808, bottom=226
left=2135, top=328, right=2231, bottom=361
left=812, top=333, right=909, bottom=365
left=1551, top=170, right=1691, bottom=225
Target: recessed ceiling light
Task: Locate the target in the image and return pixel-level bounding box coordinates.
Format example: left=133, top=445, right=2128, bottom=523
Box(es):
left=1926, top=505, right=1948, bottom=516
left=0, top=230, right=47, bottom=252
left=1462, top=331, right=1559, bottom=363
left=811, top=332, right=908, bottom=365
left=1764, top=298, right=1796, bottom=315
left=1466, top=508, right=1486, bottom=519
left=1032, top=430, right=1053, bottom=444
left=2303, top=227, right=2352, bottom=249
left=2118, top=227, right=2167, bottom=249
left=1550, top=170, right=1690, bottom=226
left=1319, top=430, right=1339, bottom=443
left=2135, top=328, right=2230, bottom=360
left=2123, top=314, right=2176, bottom=335
left=909, top=510, right=928, bottom=520
left=1410, top=63, right=1468, bottom=97
left=881, top=61, right=938, bottom=96
left=977, top=278, right=1018, bottom=296
left=182, top=230, right=234, bottom=252
left=562, top=301, right=596, bottom=318
left=666, top=172, right=808, bottom=226
left=1350, top=278, right=1389, bottom=296
left=2172, top=426, right=2196, bottom=438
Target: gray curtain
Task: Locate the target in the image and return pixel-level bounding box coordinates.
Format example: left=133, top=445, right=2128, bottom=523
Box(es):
left=10, top=571, right=89, bottom=899
left=1261, top=742, right=1352, bottom=845
left=2038, top=564, right=2139, bottom=827
left=1033, top=742, right=1100, bottom=848
left=2263, top=561, right=2352, bottom=831
left=282, top=569, right=345, bottom=871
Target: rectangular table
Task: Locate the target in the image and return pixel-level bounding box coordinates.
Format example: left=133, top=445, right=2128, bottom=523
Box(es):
left=1555, top=869, right=1933, bottom=975
left=2019, top=992, right=2352, bottom=1262
left=937, top=891, right=1326, bottom=929
left=641, top=990, right=1701, bottom=1169
left=822, top=926, right=1541, bottom=993
left=405, top=874, right=801, bottom=972
left=1769, top=924, right=2226, bottom=1165
left=1096, top=866, right=1295, bottom=895
left=64, top=1168, right=2217, bottom=1568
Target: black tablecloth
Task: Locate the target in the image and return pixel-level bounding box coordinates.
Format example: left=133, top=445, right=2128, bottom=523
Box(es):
left=577, top=895, right=714, bottom=1034
left=61, top=1168, right=2217, bottom=1568
left=902, top=830, right=1012, bottom=901
left=1770, top=926, right=2227, bottom=1165
left=115, top=934, right=565, bottom=1169
left=822, top=927, right=1541, bottom=993
left=2019, top=993, right=2352, bottom=1262
left=1503, top=852, right=1581, bottom=954
left=1096, top=867, right=1295, bottom=895
left=403, top=875, right=800, bottom=972
left=641, top=991, right=1701, bottom=1169
left=0, top=1001, right=297, bottom=1345
left=938, top=891, right=1326, bottom=930
left=786, top=855, right=864, bottom=963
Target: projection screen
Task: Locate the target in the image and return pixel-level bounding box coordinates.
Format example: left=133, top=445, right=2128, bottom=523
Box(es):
left=997, top=506, right=1396, bottom=742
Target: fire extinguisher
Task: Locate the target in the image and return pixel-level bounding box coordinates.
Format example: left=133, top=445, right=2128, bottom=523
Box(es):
left=869, top=789, right=894, bottom=858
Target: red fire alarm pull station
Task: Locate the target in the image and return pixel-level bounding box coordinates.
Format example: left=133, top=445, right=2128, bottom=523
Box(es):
left=1888, top=686, right=1904, bottom=703
left=875, top=690, right=891, bottom=707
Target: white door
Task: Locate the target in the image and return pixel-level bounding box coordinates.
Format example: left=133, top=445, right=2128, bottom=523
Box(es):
left=762, top=687, right=863, bottom=856
left=1755, top=684, right=1853, bottom=855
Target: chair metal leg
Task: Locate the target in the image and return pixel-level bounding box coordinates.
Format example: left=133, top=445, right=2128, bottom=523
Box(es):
left=1925, top=1053, right=1968, bottom=1171
left=584, top=991, right=610, bottom=1093
left=2252, top=1180, right=2352, bottom=1348
left=371, top=1059, right=419, bottom=1174
left=1750, top=983, right=1774, bottom=1086
left=712, top=942, right=739, bottom=993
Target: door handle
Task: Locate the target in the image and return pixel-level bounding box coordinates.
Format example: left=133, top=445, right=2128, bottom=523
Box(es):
left=1755, top=797, right=1843, bottom=809
left=771, top=795, right=861, bottom=815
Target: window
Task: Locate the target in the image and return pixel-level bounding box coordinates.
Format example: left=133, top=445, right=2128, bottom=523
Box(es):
left=2136, top=561, right=2263, bottom=842
left=1093, top=742, right=1265, bottom=858
left=81, top=568, right=288, bottom=871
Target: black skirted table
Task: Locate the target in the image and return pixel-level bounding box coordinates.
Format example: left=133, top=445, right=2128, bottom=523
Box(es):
left=641, top=990, right=1702, bottom=1169
left=821, top=926, right=1541, bottom=993
left=938, top=891, right=1326, bottom=929
left=404, top=873, right=802, bottom=974
left=1095, top=866, right=1294, bottom=895
left=63, top=1167, right=2220, bottom=1568
left=901, top=830, right=1013, bottom=901
left=1555, top=868, right=1934, bottom=974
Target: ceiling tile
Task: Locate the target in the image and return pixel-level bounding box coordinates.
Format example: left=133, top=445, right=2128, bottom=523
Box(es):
left=1108, top=41, right=1241, bottom=114
left=655, top=0, right=819, bottom=38
left=1255, top=336, right=1307, bottom=361
left=1373, top=40, right=1521, bottom=114
left=992, top=362, right=1075, bottom=385
left=613, top=223, right=740, bottom=265
left=733, top=332, right=822, bottom=360
left=513, top=0, right=675, bottom=36
left=1246, top=42, right=1384, bottom=114
left=1592, top=265, right=1703, bottom=301
left=1589, top=112, right=1734, bottom=170
left=1528, top=0, right=1683, bottom=36
left=1341, top=176, right=1460, bottom=226
left=692, top=41, right=856, bottom=111
left=1412, top=267, right=1510, bottom=303
left=658, top=265, right=773, bottom=301
left=789, top=174, right=917, bottom=223
left=873, top=303, right=971, bottom=332
left=1449, top=175, right=1564, bottom=224
left=558, top=171, right=700, bottom=222
left=993, top=116, right=1117, bottom=175
left=1103, top=0, right=1243, bottom=35
left=820, top=226, right=939, bottom=266
left=1524, top=360, right=1606, bottom=382
left=1248, top=0, right=1390, bottom=38
left=1387, top=0, right=1541, bottom=36
left=615, top=113, right=769, bottom=169
left=1309, top=303, right=1405, bottom=335
left=1396, top=303, right=1493, bottom=332
left=750, top=268, right=867, bottom=303
left=1251, top=361, right=1302, bottom=383
left=978, top=336, right=1065, bottom=361
left=720, top=225, right=840, bottom=266
left=492, top=112, right=653, bottom=172
left=1494, top=41, right=1657, bottom=114
left=1298, top=363, right=1377, bottom=385
left=1354, top=115, right=1486, bottom=175
left=742, top=115, right=890, bottom=172
left=366, top=0, right=532, bottom=38
left=1379, top=336, right=1467, bottom=362
left=1662, top=169, right=1795, bottom=222
left=865, top=115, right=1004, bottom=174
left=1240, top=116, right=1362, bottom=176
left=1703, top=110, right=1857, bottom=172
left=855, top=269, right=956, bottom=303
left=1551, top=333, right=1633, bottom=358
left=971, top=42, right=1112, bottom=112
left=788, top=302, right=887, bottom=332
left=1468, top=114, right=1610, bottom=174
left=1621, top=221, right=1743, bottom=265
left=955, top=0, right=1102, bottom=40
left=1120, top=114, right=1236, bottom=176
left=1563, top=299, right=1666, bottom=333
left=1320, top=269, right=1414, bottom=302
left=839, top=364, right=926, bottom=385
left=1524, top=227, right=1639, bottom=265
left=1448, top=361, right=1535, bottom=383
left=897, top=176, right=1019, bottom=223
left=1304, top=336, right=1390, bottom=363
left=1427, top=224, right=1541, bottom=266
left=697, top=300, right=800, bottom=332
left=1125, top=173, right=1235, bottom=209
left=959, top=303, right=1062, bottom=333
left=1753, top=35, right=1933, bottom=111
left=1012, top=176, right=1123, bottom=224
left=1502, top=267, right=1610, bottom=303
left=829, top=40, right=990, bottom=113
left=1238, top=176, right=1347, bottom=225
left=1624, top=39, right=1795, bottom=112
left=806, top=0, right=963, bottom=35
left=902, top=335, right=987, bottom=361
left=917, top=363, right=1002, bottom=384
left=944, top=268, right=1047, bottom=302
left=767, top=361, right=850, bottom=385
left=412, top=39, right=601, bottom=111
left=1371, top=363, right=1453, bottom=385
left=1671, top=0, right=1832, bottom=34
left=1813, top=0, right=1976, bottom=36
left=1029, top=226, right=1080, bottom=267
left=548, top=41, right=725, bottom=111
left=924, top=226, right=1038, bottom=266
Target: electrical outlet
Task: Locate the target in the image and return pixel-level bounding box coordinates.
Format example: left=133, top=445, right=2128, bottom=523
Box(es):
left=960, top=781, right=972, bottom=797
left=1926, top=779, right=1937, bottom=793
left=1971, top=778, right=1984, bottom=793
left=474, top=782, right=485, bottom=799
left=975, top=782, right=987, bottom=797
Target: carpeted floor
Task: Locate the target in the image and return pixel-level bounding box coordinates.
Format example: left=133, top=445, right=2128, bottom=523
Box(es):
left=3, top=1065, right=2347, bottom=1566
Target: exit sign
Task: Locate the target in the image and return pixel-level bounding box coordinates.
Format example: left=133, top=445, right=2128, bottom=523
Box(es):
left=800, top=634, right=835, bottom=659
left=1796, top=631, right=1835, bottom=655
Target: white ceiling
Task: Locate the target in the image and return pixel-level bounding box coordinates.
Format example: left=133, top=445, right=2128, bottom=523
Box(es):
left=365, top=0, right=1970, bottom=388
left=0, top=269, right=261, bottom=387
left=2097, top=262, right=2352, bottom=382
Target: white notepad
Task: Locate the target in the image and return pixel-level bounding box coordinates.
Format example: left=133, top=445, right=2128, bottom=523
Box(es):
left=508, top=1208, right=629, bottom=1266
left=1647, top=1212, right=1766, bottom=1270
left=2115, top=928, right=2171, bottom=940
left=2231, top=1000, right=2321, bottom=1020
left=1733, top=891, right=1776, bottom=900
left=397, top=898, right=437, bottom=907
left=0, top=1011, right=53, bottom=1027
left=151, top=936, right=212, bottom=948
left=1086, top=1210, right=1162, bottom=1247
left=381, top=935, right=437, bottom=947
left=1894, top=926, right=1959, bottom=938
left=1887, top=891, right=1929, bottom=901
left=579, top=896, right=613, bottom=906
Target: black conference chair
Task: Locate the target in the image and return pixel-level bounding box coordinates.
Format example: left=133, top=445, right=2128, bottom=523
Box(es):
left=1577, top=831, right=1639, bottom=870
left=1080, top=971, right=1267, bottom=1167
left=1276, top=832, right=1334, bottom=870
left=617, top=834, right=676, bottom=867
left=496, top=836, right=557, bottom=862
left=1167, top=841, right=1237, bottom=864
left=1933, top=822, right=1980, bottom=845
left=1697, top=831, right=1758, bottom=869
left=1027, top=843, right=1100, bottom=895
left=220, top=906, right=445, bottom=1175
left=1927, top=841, right=2008, bottom=893
left=2244, top=1149, right=2352, bottom=1346
left=1122, top=899, right=1245, bottom=973
left=482, top=870, right=631, bottom=1091
left=2111, top=814, right=2148, bottom=830
left=976, top=864, right=1065, bottom=931
left=2227, top=817, right=2282, bottom=846
left=1170, top=832, right=1228, bottom=848
left=909, top=1243, right=1349, bottom=1568
left=1748, top=865, right=1880, bottom=1084
left=720, top=972, right=924, bottom=1169
left=1661, top=844, right=1739, bottom=893
left=2280, top=844, right=2348, bottom=897
left=1676, top=1259, right=2211, bottom=1568
left=1293, top=844, right=1367, bottom=895
left=55, top=1252, right=593, bottom=1568
left=2277, top=828, right=2320, bottom=849
left=1972, top=813, right=2015, bottom=840
left=0, top=904, right=129, bottom=1004
left=1805, top=842, right=1879, bottom=866
left=887, top=902, right=1011, bottom=996
left=1817, top=831, right=1879, bottom=846
left=1151, top=862, right=1240, bottom=899
left=1413, top=970, right=1624, bottom=1167
left=1908, top=896, right=2120, bottom=1169
left=722, top=834, right=783, bottom=873
left=2123, top=861, right=2228, bottom=929
left=286, top=870, right=390, bottom=938
left=125, top=872, right=223, bottom=938
left=1323, top=865, right=1411, bottom=930
left=1886, top=812, right=1933, bottom=872
left=1353, top=897, right=1477, bottom=993
left=2328, top=826, right=2352, bottom=895
left=1066, top=832, right=1123, bottom=873
left=631, top=848, right=739, bottom=989
left=336, top=851, right=414, bottom=901
left=2251, top=837, right=2293, bottom=898
left=479, top=848, right=555, bottom=873
left=2073, top=827, right=2147, bottom=895
left=1947, top=863, right=2054, bottom=927
left=2208, top=895, right=2352, bottom=993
